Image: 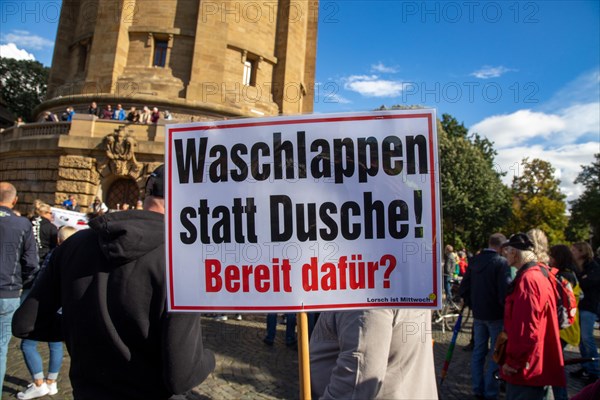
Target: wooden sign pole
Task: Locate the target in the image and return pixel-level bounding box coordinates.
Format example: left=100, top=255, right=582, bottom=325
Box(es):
left=298, top=312, right=312, bottom=400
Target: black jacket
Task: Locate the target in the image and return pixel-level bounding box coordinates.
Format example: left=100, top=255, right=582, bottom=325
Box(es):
left=13, top=210, right=215, bottom=399
left=578, top=259, right=600, bottom=315
left=30, top=215, right=58, bottom=265
left=459, top=249, right=510, bottom=320
left=0, top=205, right=38, bottom=298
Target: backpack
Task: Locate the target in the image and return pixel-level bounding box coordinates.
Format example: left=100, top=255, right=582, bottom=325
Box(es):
left=540, top=265, right=578, bottom=329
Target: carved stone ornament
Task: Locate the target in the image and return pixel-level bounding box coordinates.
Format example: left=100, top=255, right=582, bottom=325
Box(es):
left=102, top=126, right=142, bottom=178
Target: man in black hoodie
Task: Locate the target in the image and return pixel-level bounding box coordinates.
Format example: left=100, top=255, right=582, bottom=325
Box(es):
left=459, top=233, right=510, bottom=400
left=13, top=166, right=215, bottom=399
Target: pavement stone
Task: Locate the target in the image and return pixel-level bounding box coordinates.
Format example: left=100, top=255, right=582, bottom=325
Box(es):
left=2, top=313, right=598, bottom=399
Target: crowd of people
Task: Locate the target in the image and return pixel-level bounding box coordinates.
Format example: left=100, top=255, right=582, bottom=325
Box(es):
left=457, top=230, right=600, bottom=400
left=34, top=102, right=173, bottom=125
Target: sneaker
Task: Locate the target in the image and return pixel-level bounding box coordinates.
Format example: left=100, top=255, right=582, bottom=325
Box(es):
left=235, top=314, right=242, bottom=321
left=47, top=381, right=58, bottom=396
left=17, top=383, right=49, bottom=399
left=214, top=315, right=228, bottom=321
left=263, top=338, right=274, bottom=346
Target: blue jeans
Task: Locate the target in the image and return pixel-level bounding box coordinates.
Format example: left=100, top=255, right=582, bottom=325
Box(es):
left=506, top=383, right=549, bottom=400
left=472, top=319, right=503, bottom=399
left=0, top=297, right=20, bottom=390
left=579, top=310, right=600, bottom=376
left=265, top=313, right=296, bottom=345
left=21, top=339, right=63, bottom=381
left=444, top=276, right=452, bottom=299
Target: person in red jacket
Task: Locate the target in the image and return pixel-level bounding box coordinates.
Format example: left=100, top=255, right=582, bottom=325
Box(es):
left=500, top=233, right=565, bottom=400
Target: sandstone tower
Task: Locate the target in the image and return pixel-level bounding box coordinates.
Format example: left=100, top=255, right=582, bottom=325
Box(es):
left=1, top=0, right=318, bottom=213
left=42, top=0, right=318, bottom=119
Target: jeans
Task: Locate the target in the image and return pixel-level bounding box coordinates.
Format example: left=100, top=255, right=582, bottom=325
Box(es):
left=506, top=383, right=550, bottom=400
left=472, top=319, right=503, bottom=399
left=444, top=276, right=452, bottom=299
left=0, top=297, right=20, bottom=391
left=579, top=309, right=600, bottom=376
left=21, top=340, right=63, bottom=381
left=265, top=313, right=296, bottom=345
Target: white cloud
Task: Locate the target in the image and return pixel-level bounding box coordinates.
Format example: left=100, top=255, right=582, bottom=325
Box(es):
left=324, top=93, right=352, bottom=104
left=470, top=109, right=565, bottom=148
left=493, top=142, right=599, bottom=202
left=0, top=43, right=35, bottom=61
left=471, top=102, right=599, bottom=150
left=557, top=102, right=600, bottom=137
left=344, top=75, right=407, bottom=97
left=371, top=62, right=398, bottom=74
left=470, top=65, right=515, bottom=79
left=471, top=91, right=599, bottom=203
left=1, top=30, right=54, bottom=51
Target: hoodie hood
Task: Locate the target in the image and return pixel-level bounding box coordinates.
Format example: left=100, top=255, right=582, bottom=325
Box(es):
left=89, top=210, right=164, bottom=266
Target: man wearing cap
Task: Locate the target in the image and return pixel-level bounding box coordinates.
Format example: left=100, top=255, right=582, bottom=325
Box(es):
left=459, top=233, right=510, bottom=400
left=500, top=233, right=565, bottom=400
left=13, top=165, right=215, bottom=400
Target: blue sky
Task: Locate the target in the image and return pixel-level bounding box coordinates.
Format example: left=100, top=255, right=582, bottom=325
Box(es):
left=1, top=0, right=599, bottom=202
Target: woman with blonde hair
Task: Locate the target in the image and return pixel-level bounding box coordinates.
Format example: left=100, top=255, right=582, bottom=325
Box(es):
left=29, top=203, right=57, bottom=267
left=17, top=225, right=78, bottom=399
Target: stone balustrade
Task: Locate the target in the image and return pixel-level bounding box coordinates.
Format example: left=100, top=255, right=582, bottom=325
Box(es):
left=1, top=122, right=71, bottom=139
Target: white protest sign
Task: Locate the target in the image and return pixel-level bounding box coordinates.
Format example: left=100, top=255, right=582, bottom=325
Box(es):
left=51, top=207, right=89, bottom=230
left=165, top=110, right=441, bottom=312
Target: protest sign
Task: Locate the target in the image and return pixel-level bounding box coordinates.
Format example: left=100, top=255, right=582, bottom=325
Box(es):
left=165, top=110, right=441, bottom=312
left=51, top=207, right=88, bottom=230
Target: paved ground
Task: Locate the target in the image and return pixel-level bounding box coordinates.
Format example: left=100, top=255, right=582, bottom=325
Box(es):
left=2, top=313, right=597, bottom=399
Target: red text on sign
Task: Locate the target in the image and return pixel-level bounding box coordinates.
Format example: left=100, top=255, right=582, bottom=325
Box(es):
left=205, top=258, right=292, bottom=293
left=302, top=254, right=397, bottom=291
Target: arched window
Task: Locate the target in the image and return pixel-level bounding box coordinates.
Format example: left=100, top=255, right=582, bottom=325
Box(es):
left=106, top=179, right=139, bottom=210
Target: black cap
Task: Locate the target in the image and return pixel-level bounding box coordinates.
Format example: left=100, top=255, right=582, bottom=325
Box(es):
left=502, top=233, right=534, bottom=251
left=145, top=164, right=164, bottom=198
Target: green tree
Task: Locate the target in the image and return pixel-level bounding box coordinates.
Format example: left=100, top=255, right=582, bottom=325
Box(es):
left=0, top=57, right=49, bottom=122
left=507, top=158, right=568, bottom=245
left=567, top=154, right=600, bottom=247
left=438, top=114, right=512, bottom=250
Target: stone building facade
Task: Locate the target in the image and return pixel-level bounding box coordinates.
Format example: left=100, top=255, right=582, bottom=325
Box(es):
left=1, top=0, right=318, bottom=214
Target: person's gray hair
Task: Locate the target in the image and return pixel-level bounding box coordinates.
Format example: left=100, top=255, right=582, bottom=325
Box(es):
left=527, top=228, right=549, bottom=264
left=513, top=248, right=538, bottom=266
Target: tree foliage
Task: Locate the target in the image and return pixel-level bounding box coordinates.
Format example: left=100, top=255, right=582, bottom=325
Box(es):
left=0, top=57, right=49, bottom=122
left=506, top=158, right=568, bottom=245
left=438, top=114, right=512, bottom=250
left=567, top=154, right=600, bottom=248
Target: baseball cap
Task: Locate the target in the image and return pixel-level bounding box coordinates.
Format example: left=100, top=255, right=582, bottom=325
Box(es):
left=502, top=233, right=534, bottom=251
left=145, top=164, right=164, bottom=198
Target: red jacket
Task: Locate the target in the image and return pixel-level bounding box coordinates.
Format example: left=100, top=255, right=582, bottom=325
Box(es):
left=501, top=263, right=565, bottom=387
